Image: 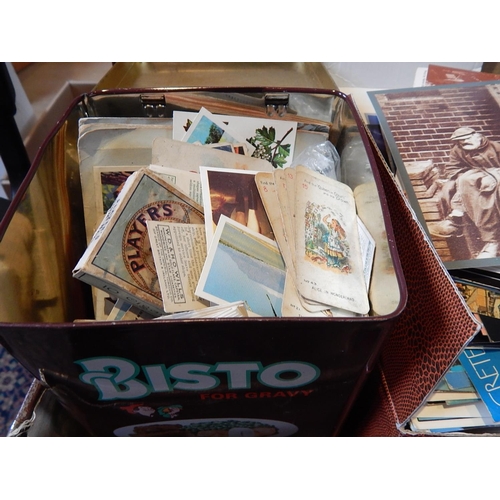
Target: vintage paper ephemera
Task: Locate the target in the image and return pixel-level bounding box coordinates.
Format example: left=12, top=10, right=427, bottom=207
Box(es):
left=255, top=170, right=374, bottom=317
left=148, top=164, right=203, bottom=206
left=173, top=110, right=298, bottom=169
left=274, top=168, right=297, bottom=270
left=106, top=299, right=155, bottom=321
left=180, top=107, right=256, bottom=155
left=78, top=117, right=175, bottom=321
left=93, top=166, right=144, bottom=222
left=195, top=216, right=286, bottom=317
left=254, top=172, right=294, bottom=274
left=73, top=168, right=204, bottom=317
left=293, top=166, right=370, bottom=314
left=78, top=118, right=173, bottom=244
left=151, top=138, right=273, bottom=174
left=199, top=167, right=274, bottom=251
left=354, top=181, right=400, bottom=316
left=281, top=272, right=358, bottom=318
left=147, top=222, right=209, bottom=314
left=357, top=217, right=375, bottom=292
left=155, top=301, right=249, bottom=320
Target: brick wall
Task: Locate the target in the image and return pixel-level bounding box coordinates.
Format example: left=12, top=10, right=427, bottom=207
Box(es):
left=375, top=84, right=500, bottom=175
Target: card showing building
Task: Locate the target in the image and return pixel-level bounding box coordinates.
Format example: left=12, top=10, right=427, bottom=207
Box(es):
left=199, top=167, right=274, bottom=251
left=369, top=81, right=500, bottom=270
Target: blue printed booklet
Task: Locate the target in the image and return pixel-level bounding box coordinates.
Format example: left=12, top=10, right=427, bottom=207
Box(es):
left=459, top=346, right=500, bottom=422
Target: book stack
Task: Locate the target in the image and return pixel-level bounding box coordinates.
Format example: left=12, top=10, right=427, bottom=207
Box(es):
left=409, top=265, right=500, bottom=433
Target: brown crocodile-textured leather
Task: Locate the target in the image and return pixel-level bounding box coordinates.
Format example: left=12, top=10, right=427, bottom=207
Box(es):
left=355, top=131, right=481, bottom=436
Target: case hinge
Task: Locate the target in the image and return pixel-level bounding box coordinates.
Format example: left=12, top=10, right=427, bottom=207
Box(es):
left=265, top=93, right=289, bottom=117
left=140, top=94, right=167, bottom=117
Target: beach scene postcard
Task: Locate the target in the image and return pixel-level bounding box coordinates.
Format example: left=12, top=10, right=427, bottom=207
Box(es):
left=195, top=215, right=286, bottom=317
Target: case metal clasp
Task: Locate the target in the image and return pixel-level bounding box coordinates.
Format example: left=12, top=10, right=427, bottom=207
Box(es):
left=265, top=93, right=289, bottom=117
left=140, top=94, right=167, bottom=117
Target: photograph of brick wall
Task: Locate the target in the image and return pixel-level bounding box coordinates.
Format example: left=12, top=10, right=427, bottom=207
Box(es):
left=370, top=81, right=500, bottom=269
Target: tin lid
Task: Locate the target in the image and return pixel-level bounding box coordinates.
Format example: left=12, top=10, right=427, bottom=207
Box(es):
left=94, top=62, right=338, bottom=91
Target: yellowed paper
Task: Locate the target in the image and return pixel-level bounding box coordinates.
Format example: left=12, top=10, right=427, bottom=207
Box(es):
left=148, top=164, right=203, bottom=206
left=281, top=272, right=358, bottom=318
left=148, top=222, right=209, bottom=314
left=354, top=181, right=400, bottom=316
left=293, top=166, right=369, bottom=314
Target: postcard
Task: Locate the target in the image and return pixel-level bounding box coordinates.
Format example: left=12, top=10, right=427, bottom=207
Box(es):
left=293, top=166, right=370, bottom=314
left=199, top=167, right=274, bottom=250
left=174, top=109, right=298, bottom=168
left=195, top=216, right=286, bottom=317
left=180, top=107, right=255, bottom=155
left=78, top=118, right=173, bottom=245
left=147, top=221, right=209, bottom=314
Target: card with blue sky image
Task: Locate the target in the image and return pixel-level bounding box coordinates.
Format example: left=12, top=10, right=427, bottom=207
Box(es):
left=195, top=215, right=285, bottom=317
left=175, top=108, right=297, bottom=168
left=180, top=107, right=255, bottom=155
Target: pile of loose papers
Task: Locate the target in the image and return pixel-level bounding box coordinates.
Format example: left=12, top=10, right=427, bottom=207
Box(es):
left=73, top=106, right=398, bottom=321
